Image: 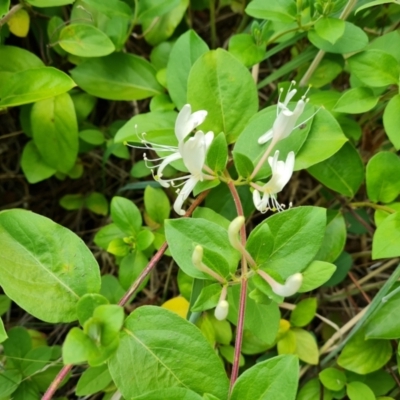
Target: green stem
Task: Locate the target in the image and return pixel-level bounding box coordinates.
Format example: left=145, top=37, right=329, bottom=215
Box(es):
left=299, top=0, right=357, bottom=86
left=209, top=0, right=217, bottom=48
left=350, top=201, right=397, bottom=214
left=0, top=4, right=23, bottom=27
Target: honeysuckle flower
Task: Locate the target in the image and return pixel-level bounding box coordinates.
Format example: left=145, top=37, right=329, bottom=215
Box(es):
left=258, top=82, right=309, bottom=145
left=258, top=269, right=303, bottom=297
left=214, top=286, right=229, bottom=321
left=127, top=104, right=214, bottom=215
left=252, top=150, right=295, bottom=213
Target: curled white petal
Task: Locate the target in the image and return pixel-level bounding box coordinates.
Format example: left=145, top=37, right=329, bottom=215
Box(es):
left=173, top=176, right=199, bottom=215
left=175, top=104, right=208, bottom=142
left=214, top=300, right=229, bottom=321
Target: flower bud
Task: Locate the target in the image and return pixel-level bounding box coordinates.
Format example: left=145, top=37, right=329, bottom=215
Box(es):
left=228, top=216, right=245, bottom=251
left=271, top=273, right=303, bottom=297
left=192, top=245, right=204, bottom=270
left=214, top=300, right=229, bottom=321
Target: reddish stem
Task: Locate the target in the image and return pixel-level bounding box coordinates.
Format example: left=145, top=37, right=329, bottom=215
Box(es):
left=227, top=180, right=247, bottom=393
left=42, top=190, right=209, bottom=400
left=42, top=364, right=72, bottom=400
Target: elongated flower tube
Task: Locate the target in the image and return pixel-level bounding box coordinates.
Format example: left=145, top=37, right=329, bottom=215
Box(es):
left=258, top=83, right=309, bottom=145
left=258, top=270, right=303, bottom=297
left=192, top=245, right=225, bottom=284
left=128, top=104, right=214, bottom=215
left=252, top=150, right=294, bottom=213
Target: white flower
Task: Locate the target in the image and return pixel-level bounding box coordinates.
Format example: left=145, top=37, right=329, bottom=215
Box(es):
left=258, top=83, right=309, bottom=145
left=128, top=104, right=214, bottom=215
left=252, top=150, right=294, bottom=213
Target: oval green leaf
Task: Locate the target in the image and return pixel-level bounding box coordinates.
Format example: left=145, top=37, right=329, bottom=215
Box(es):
left=0, top=209, right=101, bottom=322
left=59, top=24, right=115, bottom=57
left=383, top=94, right=400, bottom=150
left=0, top=67, right=76, bottom=108
left=108, top=306, right=229, bottom=399
left=70, top=53, right=163, bottom=101
left=372, top=211, right=400, bottom=259
left=187, top=48, right=258, bottom=143
left=333, top=87, right=379, bottom=114
left=31, top=92, right=79, bottom=174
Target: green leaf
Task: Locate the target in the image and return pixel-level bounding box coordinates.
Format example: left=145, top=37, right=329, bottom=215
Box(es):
left=245, top=0, right=297, bottom=23
left=356, top=0, right=398, bottom=14
left=165, top=218, right=240, bottom=279
left=138, top=0, right=180, bottom=21
left=0, top=369, right=22, bottom=398
left=76, top=364, right=112, bottom=396
left=0, top=317, right=7, bottom=343
left=119, top=251, right=149, bottom=291
left=290, top=298, right=317, bottom=328
left=187, top=49, right=258, bottom=143
left=383, top=94, right=400, bottom=150
left=191, top=283, right=221, bottom=312
left=192, top=207, right=230, bottom=230
left=319, top=368, right=346, bottom=391
left=114, top=110, right=176, bottom=143
left=314, top=211, right=346, bottom=263
left=59, top=24, right=115, bottom=57
left=0, top=0, right=10, bottom=17
left=86, top=192, right=109, bottom=216
left=292, top=328, right=319, bottom=365
left=308, top=21, right=368, bottom=54
left=134, top=388, right=203, bottom=400
left=365, top=289, right=400, bottom=339
left=136, top=229, right=155, bottom=251
left=62, top=327, right=98, bottom=364
left=372, top=212, right=400, bottom=258
left=0, top=294, right=11, bottom=316
left=91, top=304, right=124, bottom=346
left=299, top=260, right=336, bottom=292
left=231, top=355, right=299, bottom=400
left=109, top=306, right=229, bottom=398
left=59, top=194, right=85, bottom=211
left=333, top=87, right=379, bottom=114
left=206, top=132, right=228, bottom=172
left=348, top=50, right=399, bottom=87
left=79, top=129, right=105, bottom=145
left=292, top=108, right=348, bottom=170
left=338, top=329, right=392, bottom=374
left=233, top=151, right=255, bottom=178
left=21, top=141, right=57, bottom=183
left=0, top=67, right=76, bottom=108
left=70, top=53, right=163, bottom=101
left=76, top=293, right=109, bottom=326
left=228, top=284, right=280, bottom=344
left=228, top=33, right=266, bottom=68
left=246, top=206, right=326, bottom=277
left=0, top=209, right=101, bottom=322
left=366, top=152, right=400, bottom=203
left=166, top=29, right=209, bottom=109
left=0, top=45, right=43, bottom=72
left=144, top=186, right=170, bottom=225
left=314, top=18, right=345, bottom=44
left=347, top=381, right=375, bottom=400
left=31, top=93, right=78, bottom=174
left=111, top=196, right=142, bottom=236
left=308, top=142, right=364, bottom=197
left=21, top=346, right=53, bottom=376
left=297, top=378, right=331, bottom=400
left=26, top=0, right=75, bottom=6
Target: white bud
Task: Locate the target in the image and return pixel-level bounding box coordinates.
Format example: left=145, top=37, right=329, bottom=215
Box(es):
left=271, top=273, right=303, bottom=297
left=228, top=216, right=245, bottom=251
left=214, top=300, right=229, bottom=321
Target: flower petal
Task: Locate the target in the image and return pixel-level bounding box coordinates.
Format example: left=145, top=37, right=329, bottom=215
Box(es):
left=173, top=176, right=199, bottom=215
left=175, top=104, right=208, bottom=142
left=156, top=152, right=182, bottom=187
left=180, top=131, right=207, bottom=177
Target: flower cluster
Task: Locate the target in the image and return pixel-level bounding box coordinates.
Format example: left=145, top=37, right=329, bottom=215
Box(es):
left=131, top=104, right=214, bottom=216
left=251, top=82, right=310, bottom=213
